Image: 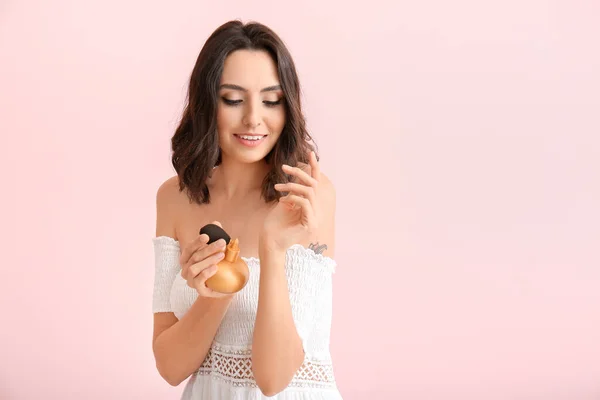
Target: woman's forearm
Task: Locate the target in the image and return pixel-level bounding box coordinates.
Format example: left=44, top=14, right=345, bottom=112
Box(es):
left=153, top=296, right=232, bottom=386
left=252, top=246, right=305, bottom=396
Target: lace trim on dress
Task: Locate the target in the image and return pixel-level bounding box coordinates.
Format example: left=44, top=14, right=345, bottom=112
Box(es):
left=196, top=344, right=337, bottom=389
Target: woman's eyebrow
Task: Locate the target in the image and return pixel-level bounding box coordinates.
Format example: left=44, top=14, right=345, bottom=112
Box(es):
left=220, top=84, right=282, bottom=92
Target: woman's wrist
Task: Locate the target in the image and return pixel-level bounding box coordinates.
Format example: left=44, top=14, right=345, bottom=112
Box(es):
left=259, top=230, right=282, bottom=252
left=258, top=235, right=287, bottom=265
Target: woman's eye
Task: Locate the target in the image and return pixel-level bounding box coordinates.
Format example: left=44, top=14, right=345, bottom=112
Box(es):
left=221, top=97, right=282, bottom=107
left=263, top=99, right=282, bottom=107
left=222, top=98, right=242, bottom=106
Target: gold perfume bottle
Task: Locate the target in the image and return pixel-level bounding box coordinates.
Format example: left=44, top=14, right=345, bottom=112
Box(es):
left=204, top=238, right=249, bottom=294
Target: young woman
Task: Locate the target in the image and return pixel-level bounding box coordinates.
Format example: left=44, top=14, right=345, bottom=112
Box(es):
left=151, top=20, right=342, bottom=399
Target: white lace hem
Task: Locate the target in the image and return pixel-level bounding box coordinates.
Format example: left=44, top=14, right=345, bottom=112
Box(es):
left=196, top=344, right=337, bottom=390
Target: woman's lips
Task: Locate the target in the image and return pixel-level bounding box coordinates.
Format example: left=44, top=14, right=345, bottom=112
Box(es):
left=233, top=134, right=267, bottom=148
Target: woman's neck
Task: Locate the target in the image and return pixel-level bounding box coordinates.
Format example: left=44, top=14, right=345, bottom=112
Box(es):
left=210, top=156, right=270, bottom=201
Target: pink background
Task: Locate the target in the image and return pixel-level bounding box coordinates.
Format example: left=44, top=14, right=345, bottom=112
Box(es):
left=1, top=1, right=599, bottom=399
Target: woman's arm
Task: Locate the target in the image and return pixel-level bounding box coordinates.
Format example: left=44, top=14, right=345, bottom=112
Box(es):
left=152, top=297, right=232, bottom=386
left=252, top=169, right=336, bottom=396
left=151, top=177, right=233, bottom=386
left=252, top=245, right=306, bottom=396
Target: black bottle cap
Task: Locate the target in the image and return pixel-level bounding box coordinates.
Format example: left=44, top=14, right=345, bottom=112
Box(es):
left=199, top=223, right=231, bottom=245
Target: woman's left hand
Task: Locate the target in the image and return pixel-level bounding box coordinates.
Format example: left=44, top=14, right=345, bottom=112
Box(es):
left=260, top=151, right=322, bottom=253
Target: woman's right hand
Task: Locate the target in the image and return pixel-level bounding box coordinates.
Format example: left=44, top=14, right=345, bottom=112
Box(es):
left=179, top=221, right=229, bottom=298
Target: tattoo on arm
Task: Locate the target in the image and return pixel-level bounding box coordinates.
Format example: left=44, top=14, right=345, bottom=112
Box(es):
left=308, top=242, right=328, bottom=255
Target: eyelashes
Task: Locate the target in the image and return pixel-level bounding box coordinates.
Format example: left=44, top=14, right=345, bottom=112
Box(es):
left=263, top=100, right=282, bottom=107
left=221, top=97, right=282, bottom=107
left=222, top=98, right=242, bottom=106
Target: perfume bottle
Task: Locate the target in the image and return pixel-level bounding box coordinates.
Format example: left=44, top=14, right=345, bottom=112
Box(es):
left=200, top=224, right=249, bottom=294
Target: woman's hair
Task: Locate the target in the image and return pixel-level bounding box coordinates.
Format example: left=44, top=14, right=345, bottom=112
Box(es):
left=171, top=20, right=318, bottom=205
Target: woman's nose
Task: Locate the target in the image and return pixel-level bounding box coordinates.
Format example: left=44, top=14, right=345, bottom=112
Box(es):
left=242, top=103, right=261, bottom=129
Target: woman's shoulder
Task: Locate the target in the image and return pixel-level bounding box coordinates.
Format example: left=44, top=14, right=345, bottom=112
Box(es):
left=155, top=175, right=185, bottom=238
left=156, top=175, right=183, bottom=205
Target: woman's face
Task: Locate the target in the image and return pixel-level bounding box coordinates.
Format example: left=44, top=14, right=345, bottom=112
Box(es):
left=217, top=49, right=286, bottom=164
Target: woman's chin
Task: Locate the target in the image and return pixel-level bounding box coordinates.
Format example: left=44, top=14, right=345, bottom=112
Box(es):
left=222, top=149, right=270, bottom=165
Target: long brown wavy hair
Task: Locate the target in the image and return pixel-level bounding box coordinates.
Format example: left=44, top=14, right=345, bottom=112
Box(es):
left=171, top=20, right=318, bottom=205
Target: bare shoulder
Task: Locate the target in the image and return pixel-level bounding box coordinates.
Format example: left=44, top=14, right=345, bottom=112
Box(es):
left=153, top=177, right=181, bottom=339
left=156, top=175, right=181, bottom=201
left=155, top=175, right=184, bottom=239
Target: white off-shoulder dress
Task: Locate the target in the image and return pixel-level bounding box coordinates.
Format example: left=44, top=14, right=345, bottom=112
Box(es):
left=152, top=236, right=343, bottom=399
